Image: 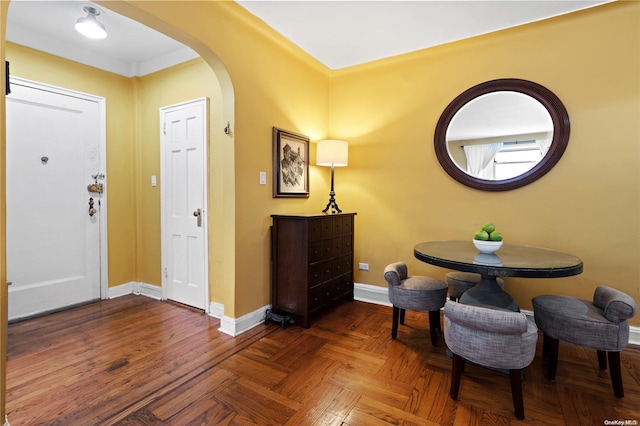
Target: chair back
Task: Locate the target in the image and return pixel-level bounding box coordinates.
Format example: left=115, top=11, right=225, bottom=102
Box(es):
left=593, top=285, right=637, bottom=324
left=383, top=262, right=408, bottom=287
left=444, top=301, right=538, bottom=370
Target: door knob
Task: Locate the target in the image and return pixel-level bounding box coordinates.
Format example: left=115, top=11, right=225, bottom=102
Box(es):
left=89, top=197, right=97, bottom=216
left=193, top=208, right=202, bottom=227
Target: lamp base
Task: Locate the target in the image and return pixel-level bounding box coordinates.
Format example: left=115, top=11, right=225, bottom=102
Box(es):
left=322, top=191, right=342, bottom=214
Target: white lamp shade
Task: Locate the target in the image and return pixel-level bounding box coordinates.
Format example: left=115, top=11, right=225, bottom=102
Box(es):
left=316, top=139, right=348, bottom=167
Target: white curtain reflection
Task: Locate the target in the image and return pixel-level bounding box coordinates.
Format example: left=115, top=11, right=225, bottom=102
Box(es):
left=463, top=143, right=503, bottom=179
left=536, top=132, right=553, bottom=156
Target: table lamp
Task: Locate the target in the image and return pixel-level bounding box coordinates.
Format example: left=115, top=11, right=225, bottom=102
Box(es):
left=316, top=139, right=348, bottom=214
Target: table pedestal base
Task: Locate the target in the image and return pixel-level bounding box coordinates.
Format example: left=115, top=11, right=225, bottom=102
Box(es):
left=459, top=275, right=519, bottom=312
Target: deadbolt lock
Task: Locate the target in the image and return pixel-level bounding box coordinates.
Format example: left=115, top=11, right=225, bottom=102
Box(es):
left=87, top=183, right=103, bottom=193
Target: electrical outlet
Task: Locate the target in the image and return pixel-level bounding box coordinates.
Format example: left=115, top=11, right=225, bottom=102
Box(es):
left=358, top=262, right=369, bottom=271
left=259, top=171, right=267, bottom=185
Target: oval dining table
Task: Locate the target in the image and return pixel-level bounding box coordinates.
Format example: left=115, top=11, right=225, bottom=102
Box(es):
left=414, top=240, right=583, bottom=311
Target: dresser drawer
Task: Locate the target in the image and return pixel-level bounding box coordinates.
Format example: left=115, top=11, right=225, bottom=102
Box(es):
left=332, top=215, right=343, bottom=235
left=310, top=241, right=323, bottom=263
left=309, top=263, right=323, bottom=286
left=341, top=255, right=352, bottom=274
left=322, top=239, right=333, bottom=260
left=342, top=235, right=352, bottom=254
left=309, top=285, right=323, bottom=312
left=332, top=236, right=343, bottom=257
left=341, top=215, right=353, bottom=235
left=309, top=218, right=323, bottom=242
left=335, top=274, right=353, bottom=298
left=321, top=216, right=334, bottom=239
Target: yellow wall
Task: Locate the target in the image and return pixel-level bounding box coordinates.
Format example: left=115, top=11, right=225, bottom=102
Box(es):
left=330, top=2, right=640, bottom=318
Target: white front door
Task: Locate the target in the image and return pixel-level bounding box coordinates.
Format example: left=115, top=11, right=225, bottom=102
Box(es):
left=6, top=78, right=106, bottom=320
left=161, top=98, right=208, bottom=310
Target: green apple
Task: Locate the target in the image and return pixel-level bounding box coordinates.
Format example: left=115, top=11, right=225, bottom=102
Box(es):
left=481, top=222, right=496, bottom=234
left=474, top=230, right=489, bottom=241
left=489, top=231, right=503, bottom=241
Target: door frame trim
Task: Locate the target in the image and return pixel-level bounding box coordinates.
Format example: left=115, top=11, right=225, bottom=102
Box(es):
left=159, top=97, right=210, bottom=312
left=8, top=76, right=109, bottom=300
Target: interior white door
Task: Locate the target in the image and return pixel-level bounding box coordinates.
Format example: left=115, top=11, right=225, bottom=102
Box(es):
left=161, top=98, right=208, bottom=310
left=6, top=79, right=104, bottom=320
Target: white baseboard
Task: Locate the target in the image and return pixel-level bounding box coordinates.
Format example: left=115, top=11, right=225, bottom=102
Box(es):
left=108, top=282, right=162, bottom=300
left=107, top=282, right=137, bottom=299
left=209, top=301, right=224, bottom=319
left=215, top=303, right=270, bottom=337
left=354, top=282, right=391, bottom=307
left=632, top=327, right=640, bottom=346
left=353, top=282, right=640, bottom=346
left=138, top=283, right=163, bottom=300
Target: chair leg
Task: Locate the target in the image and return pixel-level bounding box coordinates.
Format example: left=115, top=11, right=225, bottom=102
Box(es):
left=428, top=310, right=439, bottom=347
left=450, top=354, right=465, bottom=400
left=542, top=334, right=550, bottom=359
left=597, top=350, right=607, bottom=370
left=399, top=308, right=406, bottom=325
left=392, top=306, right=399, bottom=339
left=608, top=351, right=624, bottom=398
left=509, top=369, right=525, bottom=420
left=435, top=311, right=442, bottom=332
left=546, top=336, right=559, bottom=382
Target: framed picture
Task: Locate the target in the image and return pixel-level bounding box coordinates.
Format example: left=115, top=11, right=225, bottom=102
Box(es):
left=272, top=127, right=310, bottom=198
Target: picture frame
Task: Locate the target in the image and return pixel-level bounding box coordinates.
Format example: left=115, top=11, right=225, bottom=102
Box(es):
left=272, top=127, right=310, bottom=198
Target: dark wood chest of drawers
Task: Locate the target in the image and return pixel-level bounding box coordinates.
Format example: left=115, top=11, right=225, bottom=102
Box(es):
left=270, top=213, right=356, bottom=328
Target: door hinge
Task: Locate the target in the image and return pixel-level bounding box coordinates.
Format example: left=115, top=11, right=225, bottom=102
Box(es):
left=163, top=267, right=168, bottom=278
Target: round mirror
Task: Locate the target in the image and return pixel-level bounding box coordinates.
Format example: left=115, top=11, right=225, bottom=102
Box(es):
left=434, top=79, right=570, bottom=191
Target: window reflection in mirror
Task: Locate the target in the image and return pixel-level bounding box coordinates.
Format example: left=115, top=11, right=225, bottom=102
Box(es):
left=445, top=91, right=553, bottom=181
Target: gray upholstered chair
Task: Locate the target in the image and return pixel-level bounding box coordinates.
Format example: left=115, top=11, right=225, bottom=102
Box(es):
left=445, top=271, right=505, bottom=302
left=532, top=286, right=637, bottom=397
left=443, top=300, right=538, bottom=420
left=384, top=262, right=447, bottom=346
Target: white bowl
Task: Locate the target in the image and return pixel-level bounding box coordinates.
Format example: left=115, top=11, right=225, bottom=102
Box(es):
left=473, top=253, right=503, bottom=266
left=473, top=239, right=503, bottom=254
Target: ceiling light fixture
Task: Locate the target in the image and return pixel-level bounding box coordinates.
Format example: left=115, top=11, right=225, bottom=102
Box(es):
left=75, top=5, right=107, bottom=40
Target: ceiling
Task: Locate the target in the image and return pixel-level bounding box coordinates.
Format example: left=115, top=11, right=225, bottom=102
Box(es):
left=6, top=0, right=611, bottom=77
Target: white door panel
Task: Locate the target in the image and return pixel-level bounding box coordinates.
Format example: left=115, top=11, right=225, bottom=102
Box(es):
left=161, top=99, right=208, bottom=310
left=6, top=80, right=104, bottom=320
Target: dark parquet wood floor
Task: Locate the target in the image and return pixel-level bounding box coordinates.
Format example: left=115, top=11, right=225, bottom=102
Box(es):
left=6, top=295, right=640, bottom=425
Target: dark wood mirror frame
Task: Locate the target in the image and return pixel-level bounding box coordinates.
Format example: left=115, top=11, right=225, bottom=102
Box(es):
left=434, top=78, right=570, bottom=191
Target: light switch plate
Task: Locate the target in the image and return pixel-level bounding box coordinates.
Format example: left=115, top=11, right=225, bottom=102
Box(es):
left=259, top=171, right=267, bottom=185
